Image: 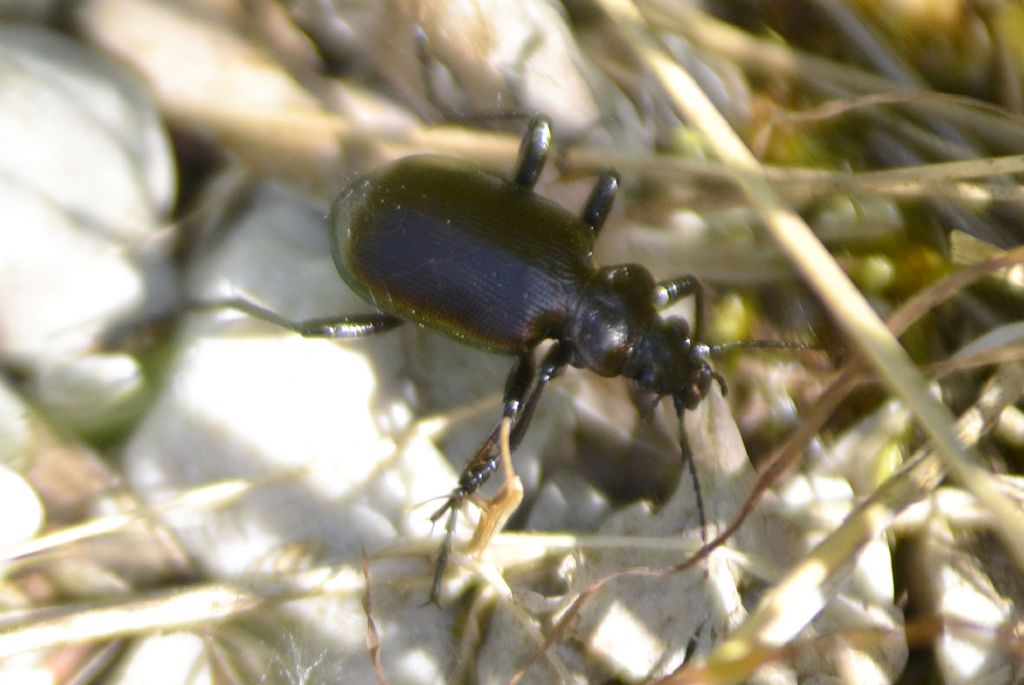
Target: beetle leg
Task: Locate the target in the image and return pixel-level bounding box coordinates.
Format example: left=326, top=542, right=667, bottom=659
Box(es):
left=580, top=172, right=620, bottom=237
left=513, top=116, right=552, bottom=189
left=442, top=348, right=536, bottom=507
left=653, top=275, right=706, bottom=342
left=428, top=342, right=570, bottom=601
left=507, top=342, right=571, bottom=449
left=434, top=340, right=570, bottom=517
left=428, top=350, right=534, bottom=601
left=190, top=296, right=403, bottom=338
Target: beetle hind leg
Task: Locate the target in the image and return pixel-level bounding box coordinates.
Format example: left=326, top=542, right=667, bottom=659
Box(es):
left=190, top=296, right=403, bottom=338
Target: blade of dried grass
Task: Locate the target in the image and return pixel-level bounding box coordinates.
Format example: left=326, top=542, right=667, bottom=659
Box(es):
left=774, top=91, right=1024, bottom=131
left=0, top=584, right=264, bottom=658
left=0, top=561, right=381, bottom=657
left=647, top=2, right=1024, bottom=150
left=360, top=550, right=389, bottom=685
left=0, top=468, right=309, bottom=564
left=568, top=140, right=1024, bottom=208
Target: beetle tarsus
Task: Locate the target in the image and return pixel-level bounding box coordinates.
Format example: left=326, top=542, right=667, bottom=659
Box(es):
left=428, top=503, right=461, bottom=604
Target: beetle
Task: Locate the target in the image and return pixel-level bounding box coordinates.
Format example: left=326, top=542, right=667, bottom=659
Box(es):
left=211, top=117, right=780, bottom=601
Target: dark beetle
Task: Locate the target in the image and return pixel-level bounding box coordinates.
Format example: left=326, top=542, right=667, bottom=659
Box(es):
left=216, top=118, right=735, bottom=599
left=330, top=118, right=723, bottom=408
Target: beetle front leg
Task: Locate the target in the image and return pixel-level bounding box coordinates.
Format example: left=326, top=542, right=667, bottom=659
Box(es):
left=654, top=275, right=706, bottom=342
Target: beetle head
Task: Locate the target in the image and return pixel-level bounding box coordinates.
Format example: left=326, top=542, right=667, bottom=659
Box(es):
left=626, top=317, right=726, bottom=414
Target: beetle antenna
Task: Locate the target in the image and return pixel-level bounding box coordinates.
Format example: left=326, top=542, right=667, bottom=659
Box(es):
left=708, top=339, right=818, bottom=356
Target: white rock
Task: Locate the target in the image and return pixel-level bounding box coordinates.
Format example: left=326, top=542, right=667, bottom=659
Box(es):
left=0, top=25, right=175, bottom=432
left=122, top=182, right=459, bottom=685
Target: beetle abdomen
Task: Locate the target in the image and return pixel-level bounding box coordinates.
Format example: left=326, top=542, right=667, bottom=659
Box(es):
left=331, top=155, right=592, bottom=352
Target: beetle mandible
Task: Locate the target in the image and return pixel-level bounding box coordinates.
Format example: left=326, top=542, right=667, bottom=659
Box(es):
left=216, top=118, right=738, bottom=600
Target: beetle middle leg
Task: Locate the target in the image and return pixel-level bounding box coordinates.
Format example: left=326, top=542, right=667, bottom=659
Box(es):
left=512, top=116, right=552, bottom=189
left=580, top=172, right=620, bottom=237
left=429, top=341, right=570, bottom=601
